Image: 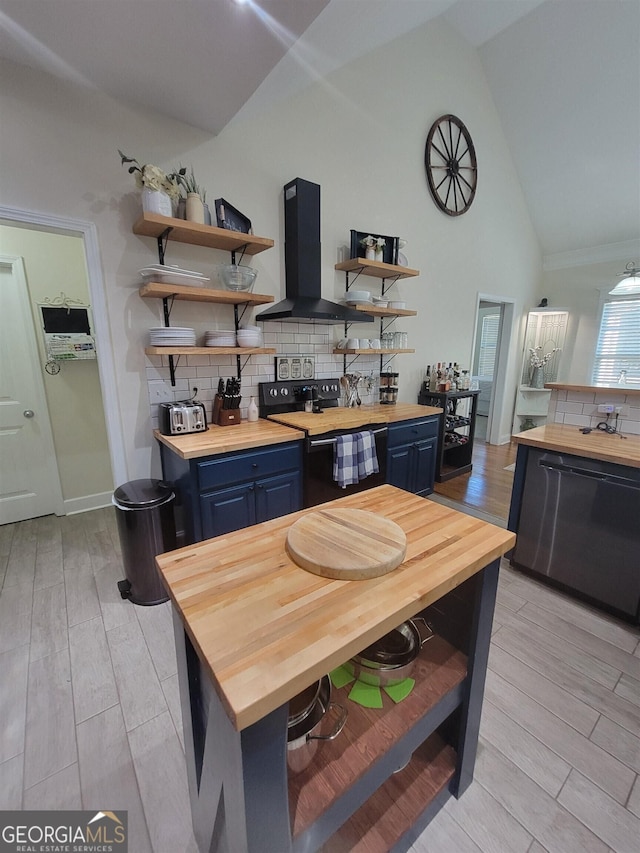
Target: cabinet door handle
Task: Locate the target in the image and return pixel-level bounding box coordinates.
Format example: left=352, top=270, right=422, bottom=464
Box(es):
left=252, top=463, right=259, bottom=469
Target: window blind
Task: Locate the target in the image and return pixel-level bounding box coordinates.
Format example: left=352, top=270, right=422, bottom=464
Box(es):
left=592, top=298, right=640, bottom=386
left=477, top=313, right=500, bottom=377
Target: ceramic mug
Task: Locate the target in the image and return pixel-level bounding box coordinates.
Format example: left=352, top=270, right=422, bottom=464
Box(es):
left=336, top=338, right=347, bottom=349
left=346, top=338, right=359, bottom=349
left=360, top=339, right=370, bottom=349
left=370, top=338, right=381, bottom=349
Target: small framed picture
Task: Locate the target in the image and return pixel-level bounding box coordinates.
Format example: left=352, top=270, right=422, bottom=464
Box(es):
left=214, top=198, right=253, bottom=234
left=350, top=230, right=399, bottom=265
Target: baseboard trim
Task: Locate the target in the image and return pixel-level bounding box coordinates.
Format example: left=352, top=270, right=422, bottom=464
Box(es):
left=64, top=491, right=113, bottom=515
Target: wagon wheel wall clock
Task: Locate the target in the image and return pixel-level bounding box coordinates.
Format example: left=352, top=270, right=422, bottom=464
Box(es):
left=425, top=114, right=477, bottom=216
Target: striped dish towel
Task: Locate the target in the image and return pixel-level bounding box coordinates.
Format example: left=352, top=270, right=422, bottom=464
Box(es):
left=356, top=430, right=379, bottom=480
left=333, top=434, right=360, bottom=488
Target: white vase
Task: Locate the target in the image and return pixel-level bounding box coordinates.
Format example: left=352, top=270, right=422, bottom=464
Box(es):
left=186, top=193, right=205, bottom=224
left=365, top=246, right=376, bottom=260
left=247, top=397, right=259, bottom=422
left=375, top=248, right=384, bottom=262
left=141, top=187, right=172, bottom=217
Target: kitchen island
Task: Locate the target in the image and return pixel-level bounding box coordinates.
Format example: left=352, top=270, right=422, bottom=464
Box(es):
left=508, top=423, right=640, bottom=622
left=156, top=485, right=515, bottom=852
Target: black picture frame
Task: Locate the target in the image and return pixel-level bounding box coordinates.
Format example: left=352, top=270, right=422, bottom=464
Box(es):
left=214, top=198, right=253, bottom=234
left=350, top=230, right=399, bottom=265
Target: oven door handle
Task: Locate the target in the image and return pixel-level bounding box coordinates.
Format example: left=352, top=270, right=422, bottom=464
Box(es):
left=307, top=426, right=388, bottom=449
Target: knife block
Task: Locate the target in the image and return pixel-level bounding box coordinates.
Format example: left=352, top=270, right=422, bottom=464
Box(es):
left=212, top=395, right=223, bottom=425
left=217, top=409, right=241, bottom=426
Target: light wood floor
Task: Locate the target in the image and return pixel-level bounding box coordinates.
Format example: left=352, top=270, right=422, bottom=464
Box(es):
left=1, top=493, right=639, bottom=852
left=434, top=438, right=517, bottom=522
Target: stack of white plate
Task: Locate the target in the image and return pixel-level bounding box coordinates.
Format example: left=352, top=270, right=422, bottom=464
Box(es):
left=204, top=330, right=237, bottom=347
left=149, top=327, right=196, bottom=346
left=139, top=265, right=210, bottom=287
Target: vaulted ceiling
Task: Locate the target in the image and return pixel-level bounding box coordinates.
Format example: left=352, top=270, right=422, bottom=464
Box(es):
left=1, top=0, right=638, bottom=261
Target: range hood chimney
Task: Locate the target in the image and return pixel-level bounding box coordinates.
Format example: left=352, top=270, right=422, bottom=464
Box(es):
left=256, top=178, right=373, bottom=325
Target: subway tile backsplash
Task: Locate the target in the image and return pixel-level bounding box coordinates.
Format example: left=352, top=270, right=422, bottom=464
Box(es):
left=145, top=320, right=384, bottom=428
left=549, top=389, right=640, bottom=435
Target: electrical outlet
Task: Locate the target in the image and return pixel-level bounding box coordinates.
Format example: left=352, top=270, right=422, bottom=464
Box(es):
left=597, top=404, right=615, bottom=414
left=615, top=404, right=629, bottom=416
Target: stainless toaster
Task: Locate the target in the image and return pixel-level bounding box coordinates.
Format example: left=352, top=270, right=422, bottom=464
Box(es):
left=159, top=401, right=207, bottom=435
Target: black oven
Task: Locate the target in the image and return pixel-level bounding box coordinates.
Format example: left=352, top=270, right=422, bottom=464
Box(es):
left=303, top=424, right=387, bottom=508
left=258, top=380, right=387, bottom=508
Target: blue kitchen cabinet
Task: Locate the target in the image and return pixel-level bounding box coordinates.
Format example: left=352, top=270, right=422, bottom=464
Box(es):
left=386, top=416, right=439, bottom=496
left=160, top=440, right=302, bottom=543
left=200, top=470, right=301, bottom=539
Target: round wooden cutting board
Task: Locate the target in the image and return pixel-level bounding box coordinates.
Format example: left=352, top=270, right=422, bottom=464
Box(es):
left=286, top=508, right=407, bottom=580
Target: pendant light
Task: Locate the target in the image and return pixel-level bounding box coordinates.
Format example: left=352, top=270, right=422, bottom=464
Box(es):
left=609, top=262, right=640, bottom=295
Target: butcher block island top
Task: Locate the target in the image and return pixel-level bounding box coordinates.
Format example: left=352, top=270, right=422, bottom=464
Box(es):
left=267, top=402, right=441, bottom=435
left=514, top=423, right=640, bottom=468
left=154, top=419, right=304, bottom=459
left=156, top=485, right=514, bottom=731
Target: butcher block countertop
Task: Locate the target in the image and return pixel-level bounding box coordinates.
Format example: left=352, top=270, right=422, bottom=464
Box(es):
left=154, top=419, right=304, bottom=459
left=513, top=423, right=640, bottom=468
left=545, top=382, right=640, bottom=397
left=156, top=485, right=515, bottom=731
left=267, top=402, right=441, bottom=435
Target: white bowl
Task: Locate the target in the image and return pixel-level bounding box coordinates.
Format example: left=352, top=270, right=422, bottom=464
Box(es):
left=343, top=290, right=371, bottom=303
left=388, top=301, right=407, bottom=309
left=236, top=334, right=262, bottom=347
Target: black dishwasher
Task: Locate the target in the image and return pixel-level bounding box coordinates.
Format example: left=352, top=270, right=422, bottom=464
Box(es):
left=512, top=449, right=640, bottom=622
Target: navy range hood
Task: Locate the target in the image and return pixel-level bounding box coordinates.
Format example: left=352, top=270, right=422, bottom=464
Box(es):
left=256, top=178, right=373, bottom=325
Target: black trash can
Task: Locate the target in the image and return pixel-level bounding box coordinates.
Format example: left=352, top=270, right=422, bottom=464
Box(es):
left=114, top=479, right=176, bottom=605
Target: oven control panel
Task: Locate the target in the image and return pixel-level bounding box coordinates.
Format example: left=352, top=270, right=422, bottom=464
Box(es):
left=259, top=380, right=341, bottom=413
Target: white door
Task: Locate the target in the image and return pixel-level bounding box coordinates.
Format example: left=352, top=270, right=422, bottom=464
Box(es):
left=0, top=255, right=63, bottom=524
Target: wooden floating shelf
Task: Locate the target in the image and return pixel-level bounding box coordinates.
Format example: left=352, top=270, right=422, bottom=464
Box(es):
left=139, top=281, right=274, bottom=305
left=333, top=348, right=415, bottom=355
left=133, top=212, right=274, bottom=256
left=352, top=304, right=417, bottom=318
left=336, top=258, right=419, bottom=279
left=145, top=346, right=276, bottom=356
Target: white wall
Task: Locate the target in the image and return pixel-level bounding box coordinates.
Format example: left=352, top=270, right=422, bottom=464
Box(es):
left=0, top=17, right=541, bottom=479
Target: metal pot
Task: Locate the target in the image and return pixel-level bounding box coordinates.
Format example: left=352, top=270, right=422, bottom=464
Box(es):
left=287, top=675, right=347, bottom=774
left=345, top=617, right=433, bottom=687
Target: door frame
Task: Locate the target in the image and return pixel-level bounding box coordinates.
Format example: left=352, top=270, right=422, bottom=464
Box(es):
left=0, top=205, right=127, bottom=487
left=0, top=253, right=65, bottom=518
left=472, top=293, right=516, bottom=445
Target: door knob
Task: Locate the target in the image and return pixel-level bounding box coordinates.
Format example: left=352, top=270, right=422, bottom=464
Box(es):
left=23, top=410, right=35, bottom=418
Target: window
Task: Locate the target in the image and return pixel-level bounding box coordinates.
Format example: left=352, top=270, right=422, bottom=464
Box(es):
left=592, top=297, right=640, bottom=386
left=477, top=313, right=500, bottom=377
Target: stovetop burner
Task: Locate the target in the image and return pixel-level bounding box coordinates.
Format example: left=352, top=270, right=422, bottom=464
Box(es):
left=259, top=379, right=341, bottom=417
